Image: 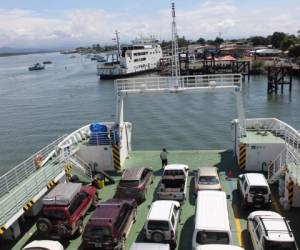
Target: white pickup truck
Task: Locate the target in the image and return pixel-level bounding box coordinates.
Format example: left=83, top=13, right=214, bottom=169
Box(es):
left=157, top=164, right=189, bottom=202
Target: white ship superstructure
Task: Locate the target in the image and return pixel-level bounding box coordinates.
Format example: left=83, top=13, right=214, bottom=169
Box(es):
left=97, top=38, right=162, bottom=79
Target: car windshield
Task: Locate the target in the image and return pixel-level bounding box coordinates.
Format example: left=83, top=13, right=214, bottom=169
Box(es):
left=196, top=231, right=230, bottom=244
left=84, top=225, right=112, bottom=240
left=164, top=170, right=184, bottom=176
left=264, top=240, right=297, bottom=250
left=43, top=210, right=66, bottom=220
left=249, top=186, right=268, bottom=194
left=199, top=176, right=219, bottom=185
left=119, top=180, right=139, bottom=187
left=147, top=220, right=169, bottom=231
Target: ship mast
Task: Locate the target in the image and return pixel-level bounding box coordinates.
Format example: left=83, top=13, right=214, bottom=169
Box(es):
left=171, top=2, right=180, bottom=82
left=115, top=30, right=121, bottom=57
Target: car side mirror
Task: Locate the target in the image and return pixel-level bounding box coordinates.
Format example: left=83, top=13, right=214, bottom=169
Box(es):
left=238, top=174, right=243, bottom=179
left=226, top=194, right=231, bottom=199
left=185, top=167, right=189, bottom=172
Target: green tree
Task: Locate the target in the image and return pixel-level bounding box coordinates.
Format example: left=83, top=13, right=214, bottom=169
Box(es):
left=196, top=37, right=206, bottom=45
left=270, top=32, right=287, bottom=49
left=289, top=45, right=300, bottom=57
left=281, top=37, right=295, bottom=51
left=96, top=44, right=101, bottom=51
left=248, top=36, right=268, bottom=46
left=177, top=36, right=189, bottom=47
left=214, top=37, right=224, bottom=46
left=206, top=40, right=215, bottom=45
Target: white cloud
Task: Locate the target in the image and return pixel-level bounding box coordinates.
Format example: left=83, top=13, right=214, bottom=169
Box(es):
left=0, top=1, right=299, bottom=48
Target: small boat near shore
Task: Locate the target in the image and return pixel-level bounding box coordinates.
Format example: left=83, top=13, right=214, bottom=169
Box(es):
left=43, top=61, right=52, bottom=64
left=28, top=63, right=45, bottom=71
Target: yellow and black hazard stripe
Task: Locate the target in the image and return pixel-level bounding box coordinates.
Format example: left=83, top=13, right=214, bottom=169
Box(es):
left=112, top=144, right=121, bottom=171
left=23, top=199, right=35, bottom=211
left=65, top=163, right=73, bottom=182
left=239, top=143, right=246, bottom=170
left=0, top=225, right=6, bottom=236
left=287, top=178, right=294, bottom=206
left=47, top=180, right=57, bottom=189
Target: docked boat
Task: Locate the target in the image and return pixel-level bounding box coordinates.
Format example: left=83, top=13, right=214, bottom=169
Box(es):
left=1, top=74, right=300, bottom=250
left=97, top=38, right=163, bottom=79
left=28, top=63, right=45, bottom=71
left=42, top=61, right=52, bottom=64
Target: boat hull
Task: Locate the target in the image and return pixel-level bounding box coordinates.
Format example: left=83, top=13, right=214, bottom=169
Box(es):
left=99, top=68, right=158, bottom=80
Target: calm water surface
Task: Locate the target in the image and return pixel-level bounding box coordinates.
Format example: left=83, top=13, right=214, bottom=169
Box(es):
left=0, top=52, right=300, bottom=174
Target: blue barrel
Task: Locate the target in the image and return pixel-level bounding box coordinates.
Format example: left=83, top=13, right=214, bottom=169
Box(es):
left=89, top=123, right=109, bottom=145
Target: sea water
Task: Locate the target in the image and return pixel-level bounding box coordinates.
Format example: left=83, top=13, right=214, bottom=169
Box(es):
left=0, top=52, right=299, bottom=174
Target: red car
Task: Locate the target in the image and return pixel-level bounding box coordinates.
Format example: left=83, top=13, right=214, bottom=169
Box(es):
left=83, top=198, right=137, bottom=249
left=115, top=167, right=153, bottom=203
left=36, top=183, right=97, bottom=238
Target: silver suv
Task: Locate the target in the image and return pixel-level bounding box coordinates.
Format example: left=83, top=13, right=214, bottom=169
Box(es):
left=247, top=211, right=298, bottom=250
left=237, top=173, right=271, bottom=209
left=144, top=200, right=180, bottom=246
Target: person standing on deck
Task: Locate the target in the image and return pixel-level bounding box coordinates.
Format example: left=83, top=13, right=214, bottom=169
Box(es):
left=160, top=148, right=168, bottom=168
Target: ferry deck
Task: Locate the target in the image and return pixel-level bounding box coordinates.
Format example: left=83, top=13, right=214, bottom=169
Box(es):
left=1, top=74, right=300, bottom=250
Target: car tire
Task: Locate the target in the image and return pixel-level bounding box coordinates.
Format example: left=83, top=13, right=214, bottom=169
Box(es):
left=75, top=220, right=84, bottom=237
left=37, top=218, right=52, bottom=235
left=152, top=231, right=164, bottom=243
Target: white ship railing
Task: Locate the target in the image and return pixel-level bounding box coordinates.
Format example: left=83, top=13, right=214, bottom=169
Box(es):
left=115, top=74, right=241, bottom=94
left=244, top=118, right=300, bottom=152
left=0, top=155, right=66, bottom=226
left=244, top=118, right=300, bottom=183
left=0, top=135, right=67, bottom=199
left=115, top=74, right=245, bottom=136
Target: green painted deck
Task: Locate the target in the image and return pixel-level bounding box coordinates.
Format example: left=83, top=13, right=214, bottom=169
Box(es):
left=241, top=131, right=285, bottom=144
left=3, top=149, right=300, bottom=250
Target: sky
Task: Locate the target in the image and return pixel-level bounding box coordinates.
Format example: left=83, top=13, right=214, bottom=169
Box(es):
left=0, top=0, right=299, bottom=49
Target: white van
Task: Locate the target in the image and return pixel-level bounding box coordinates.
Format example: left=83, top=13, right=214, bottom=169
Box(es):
left=130, top=243, right=170, bottom=250
left=192, top=191, right=232, bottom=250
left=197, top=245, right=244, bottom=250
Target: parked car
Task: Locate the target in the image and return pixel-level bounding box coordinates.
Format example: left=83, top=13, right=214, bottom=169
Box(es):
left=36, top=183, right=97, bottom=238
left=157, top=164, right=189, bottom=202
left=22, top=240, right=64, bottom=250
left=115, top=167, right=153, bottom=203
left=194, top=166, right=221, bottom=193
left=237, top=173, right=271, bottom=209
left=130, top=242, right=170, bottom=250
left=144, top=200, right=180, bottom=246
left=83, top=198, right=137, bottom=249
left=247, top=210, right=298, bottom=250
left=197, top=245, right=244, bottom=250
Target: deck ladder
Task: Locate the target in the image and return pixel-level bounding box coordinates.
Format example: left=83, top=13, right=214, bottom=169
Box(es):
left=69, top=155, right=93, bottom=180
left=268, top=146, right=300, bottom=184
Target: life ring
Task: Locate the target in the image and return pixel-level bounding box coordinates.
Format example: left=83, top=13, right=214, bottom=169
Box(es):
left=34, top=154, right=44, bottom=168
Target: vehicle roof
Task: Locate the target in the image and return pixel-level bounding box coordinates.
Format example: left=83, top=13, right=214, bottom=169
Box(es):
left=122, top=167, right=146, bottom=181
left=23, top=240, right=64, bottom=250
left=43, top=183, right=82, bottom=206
left=249, top=211, right=295, bottom=242
left=197, top=245, right=244, bottom=250
left=244, top=173, right=268, bottom=186
left=90, top=199, right=129, bottom=225
left=130, top=243, right=170, bottom=250
left=164, top=164, right=188, bottom=171
left=197, top=167, right=218, bottom=176
left=147, top=200, right=180, bottom=221
left=195, top=191, right=230, bottom=231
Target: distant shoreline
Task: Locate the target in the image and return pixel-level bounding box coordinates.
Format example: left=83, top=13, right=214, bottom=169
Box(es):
left=0, top=50, right=58, bottom=58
